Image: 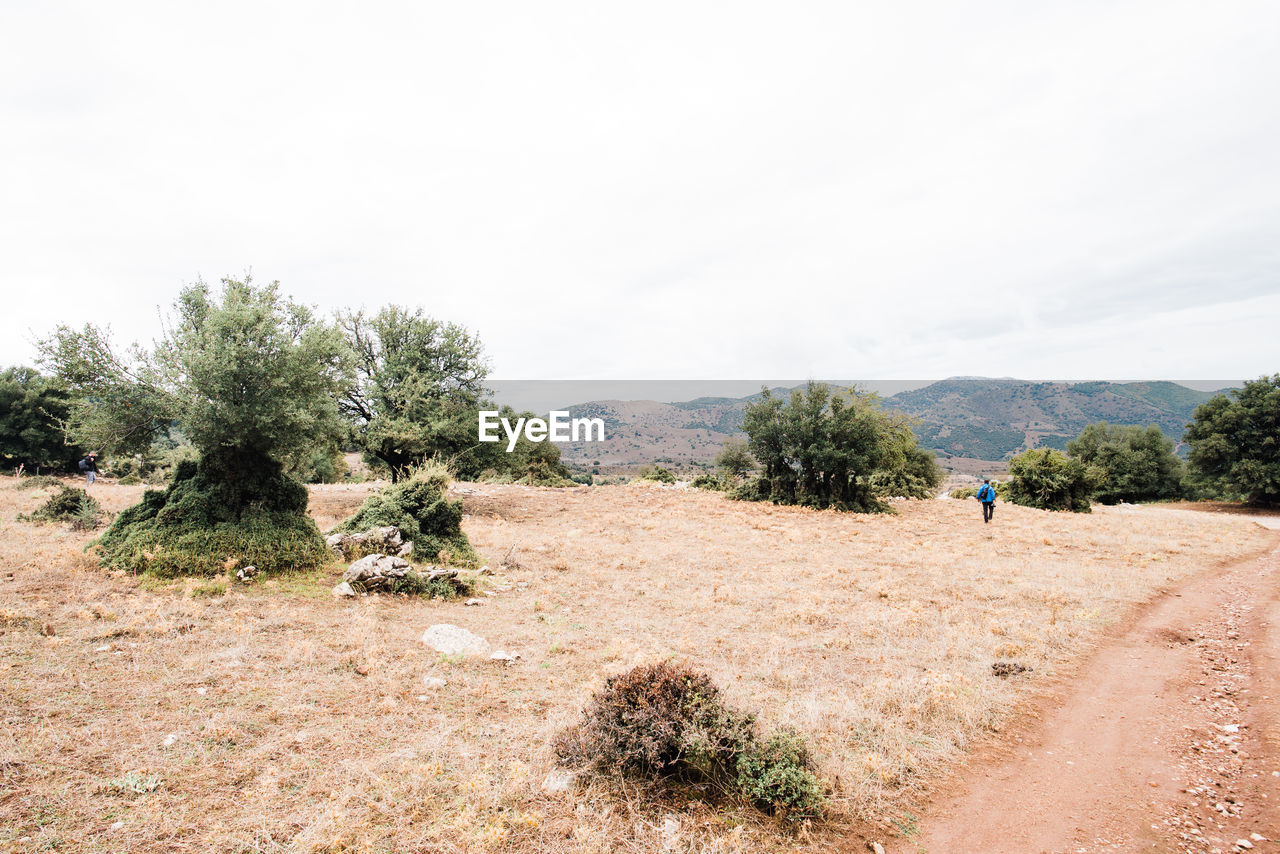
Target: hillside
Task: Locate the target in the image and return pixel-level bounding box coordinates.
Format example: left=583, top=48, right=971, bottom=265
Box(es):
left=552, top=379, right=1229, bottom=468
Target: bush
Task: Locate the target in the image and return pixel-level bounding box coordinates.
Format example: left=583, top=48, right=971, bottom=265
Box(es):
left=554, top=662, right=825, bottom=818
left=1006, top=448, right=1093, bottom=512
left=331, top=460, right=478, bottom=566
left=636, top=465, right=676, bottom=484
left=15, top=475, right=62, bottom=491
left=93, top=454, right=329, bottom=576
left=20, top=485, right=101, bottom=529
left=735, top=730, right=827, bottom=818
left=949, top=481, right=1009, bottom=500
left=691, top=472, right=727, bottom=491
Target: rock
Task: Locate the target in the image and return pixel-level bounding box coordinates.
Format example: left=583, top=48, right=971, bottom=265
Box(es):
left=869, top=844, right=885, bottom=854
left=490, top=650, right=515, bottom=664
left=991, top=661, right=1030, bottom=678
left=541, top=769, right=577, bottom=794
left=329, top=527, right=412, bottom=560
left=235, top=565, right=257, bottom=582
left=354, top=664, right=369, bottom=676
left=422, top=624, right=490, bottom=656
left=1236, top=840, right=1253, bottom=850
left=332, top=581, right=356, bottom=599
left=41, top=623, right=55, bottom=637
left=343, top=554, right=411, bottom=589
left=422, top=676, right=447, bottom=690
left=661, top=815, right=680, bottom=850
left=1251, top=834, right=1267, bottom=842
left=464, top=598, right=483, bottom=606
left=162, top=733, right=178, bottom=747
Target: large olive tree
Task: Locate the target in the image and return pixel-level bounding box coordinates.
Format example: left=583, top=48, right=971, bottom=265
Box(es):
left=40, top=276, right=352, bottom=575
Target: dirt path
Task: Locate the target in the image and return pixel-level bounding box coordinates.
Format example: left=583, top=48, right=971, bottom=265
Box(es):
left=893, top=518, right=1280, bottom=854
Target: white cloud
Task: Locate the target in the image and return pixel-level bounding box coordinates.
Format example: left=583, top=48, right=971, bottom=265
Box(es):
left=3, top=1, right=1278, bottom=379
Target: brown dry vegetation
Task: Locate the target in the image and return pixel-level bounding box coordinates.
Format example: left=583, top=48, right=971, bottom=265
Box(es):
left=0, top=477, right=1272, bottom=853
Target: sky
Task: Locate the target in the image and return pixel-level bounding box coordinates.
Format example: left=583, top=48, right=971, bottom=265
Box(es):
left=2, top=1, right=1278, bottom=382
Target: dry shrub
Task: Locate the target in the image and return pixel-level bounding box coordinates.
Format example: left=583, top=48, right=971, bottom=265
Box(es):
left=555, top=661, right=826, bottom=818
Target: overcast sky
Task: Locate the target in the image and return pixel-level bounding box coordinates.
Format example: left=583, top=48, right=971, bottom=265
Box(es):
left=3, top=1, right=1277, bottom=381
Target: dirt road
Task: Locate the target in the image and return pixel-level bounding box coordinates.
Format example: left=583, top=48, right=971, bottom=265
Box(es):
left=894, top=514, right=1280, bottom=853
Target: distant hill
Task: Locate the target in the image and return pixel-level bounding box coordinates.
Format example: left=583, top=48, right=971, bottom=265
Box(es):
left=883, top=379, right=1225, bottom=461
left=552, top=379, right=1231, bottom=468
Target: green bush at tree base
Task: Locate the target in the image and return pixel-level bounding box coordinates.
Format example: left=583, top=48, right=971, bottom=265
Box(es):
left=94, top=455, right=329, bottom=577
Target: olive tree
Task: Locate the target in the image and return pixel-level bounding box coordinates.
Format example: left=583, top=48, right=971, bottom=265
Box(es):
left=1185, top=374, right=1280, bottom=505
left=40, top=276, right=352, bottom=575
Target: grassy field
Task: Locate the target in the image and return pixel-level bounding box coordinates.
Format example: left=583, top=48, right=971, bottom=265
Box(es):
left=0, top=478, right=1272, bottom=853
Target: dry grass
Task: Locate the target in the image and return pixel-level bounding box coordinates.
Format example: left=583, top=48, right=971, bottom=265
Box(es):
left=0, top=477, right=1272, bottom=853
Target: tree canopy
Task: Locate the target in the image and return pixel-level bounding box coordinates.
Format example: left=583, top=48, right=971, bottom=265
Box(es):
left=738, top=382, right=941, bottom=511
left=0, top=366, right=81, bottom=472
left=338, top=306, right=489, bottom=481
left=1066, top=422, right=1183, bottom=504
left=1185, top=374, right=1280, bottom=505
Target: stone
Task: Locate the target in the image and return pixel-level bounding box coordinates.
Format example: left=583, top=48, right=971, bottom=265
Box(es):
left=329, top=527, right=413, bottom=560
left=332, top=581, right=356, bottom=599
left=422, top=624, right=489, bottom=656
left=490, top=650, right=515, bottom=664
left=869, top=844, right=885, bottom=854
left=661, top=815, right=680, bottom=850
left=1236, top=840, right=1253, bottom=850
left=235, top=565, right=257, bottom=582
left=541, top=769, right=577, bottom=794
left=343, top=554, right=411, bottom=589
left=464, top=598, right=483, bottom=606
left=423, top=676, right=447, bottom=689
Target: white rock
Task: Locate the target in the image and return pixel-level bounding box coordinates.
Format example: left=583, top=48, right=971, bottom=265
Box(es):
left=541, top=769, right=577, bottom=794
left=110, top=820, right=124, bottom=831
left=421, top=624, right=490, bottom=656
left=871, top=844, right=886, bottom=854
left=162, top=733, right=178, bottom=747
left=332, top=581, right=356, bottom=599
left=1236, top=840, right=1253, bottom=850
left=423, top=676, right=447, bottom=689
left=490, top=650, right=515, bottom=663
left=464, top=598, right=483, bottom=606
left=661, top=815, right=680, bottom=850
left=95, top=645, right=110, bottom=652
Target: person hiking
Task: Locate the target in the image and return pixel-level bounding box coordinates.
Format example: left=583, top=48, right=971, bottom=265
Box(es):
left=976, top=478, right=996, bottom=523
left=78, top=452, right=99, bottom=486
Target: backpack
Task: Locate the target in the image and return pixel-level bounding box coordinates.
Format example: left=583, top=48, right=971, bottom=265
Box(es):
left=78, top=457, right=89, bottom=472
left=978, top=484, right=992, bottom=501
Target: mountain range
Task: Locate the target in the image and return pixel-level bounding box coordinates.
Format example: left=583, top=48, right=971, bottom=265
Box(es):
left=552, top=378, right=1231, bottom=469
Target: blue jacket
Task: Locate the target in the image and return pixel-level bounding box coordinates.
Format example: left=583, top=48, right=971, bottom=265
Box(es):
left=977, top=484, right=995, bottom=503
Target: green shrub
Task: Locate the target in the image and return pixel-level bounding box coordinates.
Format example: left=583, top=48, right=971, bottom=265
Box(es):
left=332, top=460, right=478, bottom=566
left=94, top=454, right=329, bottom=576
left=1006, top=448, right=1093, bottom=512
left=381, top=569, right=474, bottom=599
left=735, top=730, right=827, bottom=818
left=691, top=472, right=727, bottom=491
left=554, top=662, right=826, bottom=818
left=20, top=485, right=101, bottom=528
left=15, top=475, right=62, bottom=491
left=636, top=465, right=676, bottom=484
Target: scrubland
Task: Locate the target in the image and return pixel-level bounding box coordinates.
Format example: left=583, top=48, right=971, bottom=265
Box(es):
left=0, top=478, right=1272, bottom=852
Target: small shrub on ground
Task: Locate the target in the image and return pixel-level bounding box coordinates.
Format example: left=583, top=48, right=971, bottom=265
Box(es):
left=382, top=569, right=474, bottom=599
left=331, top=460, right=478, bottom=566
left=691, top=472, right=727, bottom=491
left=636, top=465, right=676, bottom=484
left=20, top=486, right=102, bottom=528
left=1006, top=448, right=1093, bottom=512
left=554, top=662, right=826, bottom=818
left=15, top=475, right=63, bottom=491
